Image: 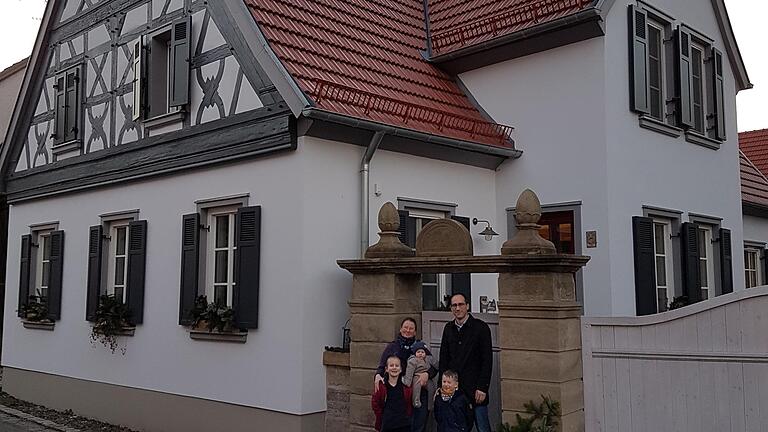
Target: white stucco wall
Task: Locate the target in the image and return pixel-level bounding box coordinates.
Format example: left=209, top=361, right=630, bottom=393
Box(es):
left=602, top=0, right=745, bottom=315
left=3, top=136, right=504, bottom=415
left=460, top=0, right=746, bottom=316
left=743, top=214, right=768, bottom=244
left=459, top=37, right=611, bottom=315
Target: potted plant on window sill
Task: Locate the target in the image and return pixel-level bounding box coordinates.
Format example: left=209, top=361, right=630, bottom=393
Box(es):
left=188, top=295, right=247, bottom=343
left=90, top=294, right=135, bottom=354
left=19, top=293, right=54, bottom=330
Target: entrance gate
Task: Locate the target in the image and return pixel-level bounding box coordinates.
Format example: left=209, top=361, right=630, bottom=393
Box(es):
left=337, top=190, right=589, bottom=432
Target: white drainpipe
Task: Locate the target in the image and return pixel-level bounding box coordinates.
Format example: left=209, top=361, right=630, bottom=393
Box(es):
left=360, top=132, right=385, bottom=257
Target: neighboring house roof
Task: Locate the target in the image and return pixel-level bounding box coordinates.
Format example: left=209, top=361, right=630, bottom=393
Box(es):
left=427, top=0, right=594, bottom=55
left=244, top=0, right=514, bottom=148
left=740, top=149, right=768, bottom=210
left=739, top=129, right=768, bottom=178
left=0, top=58, right=29, bottom=82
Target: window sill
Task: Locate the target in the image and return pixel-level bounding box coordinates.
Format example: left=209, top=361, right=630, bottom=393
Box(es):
left=143, top=111, right=185, bottom=130
left=51, top=139, right=81, bottom=156
left=638, top=116, right=683, bottom=138
left=21, top=320, right=55, bottom=331
left=93, top=326, right=136, bottom=337
left=189, top=329, right=247, bottom=343
left=685, top=132, right=721, bottom=150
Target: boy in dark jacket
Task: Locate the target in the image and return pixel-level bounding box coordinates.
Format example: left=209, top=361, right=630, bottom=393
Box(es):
left=433, top=370, right=472, bottom=432
left=372, top=355, right=413, bottom=432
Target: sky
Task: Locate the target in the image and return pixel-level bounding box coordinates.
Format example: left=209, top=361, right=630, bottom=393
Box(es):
left=0, top=0, right=765, bottom=132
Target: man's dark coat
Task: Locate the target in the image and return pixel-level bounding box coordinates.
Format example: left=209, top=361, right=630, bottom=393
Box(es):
left=438, top=314, right=493, bottom=406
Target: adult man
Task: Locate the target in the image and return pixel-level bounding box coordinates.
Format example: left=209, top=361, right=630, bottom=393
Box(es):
left=439, top=293, right=493, bottom=432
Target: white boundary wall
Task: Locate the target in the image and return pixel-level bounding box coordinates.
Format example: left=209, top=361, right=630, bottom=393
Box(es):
left=582, top=286, right=768, bottom=432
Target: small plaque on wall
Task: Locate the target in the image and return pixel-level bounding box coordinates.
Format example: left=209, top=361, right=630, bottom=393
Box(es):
left=586, top=231, right=597, bottom=248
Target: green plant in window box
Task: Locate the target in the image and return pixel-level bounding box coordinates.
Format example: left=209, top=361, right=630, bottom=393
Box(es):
left=90, top=294, right=133, bottom=354
left=18, top=291, right=50, bottom=323
left=668, top=295, right=690, bottom=310
left=499, top=395, right=560, bottom=432
left=189, top=295, right=237, bottom=333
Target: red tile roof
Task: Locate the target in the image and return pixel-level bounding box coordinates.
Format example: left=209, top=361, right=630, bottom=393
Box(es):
left=245, top=0, right=514, bottom=148
left=740, top=128, right=768, bottom=179
left=428, top=0, right=594, bottom=55
left=740, top=149, right=768, bottom=209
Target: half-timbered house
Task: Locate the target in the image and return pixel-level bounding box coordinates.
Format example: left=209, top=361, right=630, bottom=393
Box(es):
left=0, top=0, right=753, bottom=430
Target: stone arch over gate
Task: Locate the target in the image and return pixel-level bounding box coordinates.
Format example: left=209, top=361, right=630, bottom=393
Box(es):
left=336, top=190, right=589, bottom=432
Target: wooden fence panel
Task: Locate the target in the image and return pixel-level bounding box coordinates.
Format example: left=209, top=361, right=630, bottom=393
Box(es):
left=583, top=286, right=768, bottom=432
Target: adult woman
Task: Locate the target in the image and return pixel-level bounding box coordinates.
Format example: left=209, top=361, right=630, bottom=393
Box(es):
left=374, top=317, right=436, bottom=432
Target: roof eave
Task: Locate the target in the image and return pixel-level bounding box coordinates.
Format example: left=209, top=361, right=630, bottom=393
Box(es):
left=711, top=0, right=752, bottom=92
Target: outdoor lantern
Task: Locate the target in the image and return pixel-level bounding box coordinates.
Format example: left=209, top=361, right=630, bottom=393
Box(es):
left=472, top=218, right=499, bottom=241
left=342, top=318, right=351, bottom=352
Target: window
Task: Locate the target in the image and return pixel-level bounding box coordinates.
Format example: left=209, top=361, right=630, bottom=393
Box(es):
left=133, top=17, right=190, bottom=121
left=629, top=6, right=727, bottom=144
left=205, top=206, right=238, bottom=306
left=697, top=225, right=716, bottom=300
left=538, top=211, right=575, bottom=254
left=410, top=208, right=451, bottom=311
left=653, top=220, right=675, bottom=312
left=106, top=221, right=131, bottom=303
left=86, top=215, right=147, bottom=324
left=179, top=198, right=262, bottom=330
left=744, top=246, right=763, bottom=288
left=53, top=65, right=82, bottom=151
left=18, top=225, right=64, bottom=321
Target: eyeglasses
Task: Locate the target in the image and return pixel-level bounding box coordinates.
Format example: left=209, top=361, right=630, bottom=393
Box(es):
left=450, top=302, right=467, bottom=308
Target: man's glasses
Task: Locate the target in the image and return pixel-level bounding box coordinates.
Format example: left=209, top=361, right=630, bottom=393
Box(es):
left=450, top=302, right=467, bottom=308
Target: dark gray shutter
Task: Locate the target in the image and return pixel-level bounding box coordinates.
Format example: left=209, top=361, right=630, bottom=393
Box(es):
left=681, top=222, right=701, bottom=303
left=711, top=47, right=726, bottom=140
left=632, top=217, right=656, bottom=315
left=64, top=68, right=80, bottom=142
left=675, top=27, right=694, bottom=128
left=53, top=76, right=66, bottom=144
left=47, top=231, right=65, bottom=321
left=719, top=228, right=733, bottom=295
left=397, top=210, right=416, bottom=248
left=86, top=225, right=103, bottom=321
left=451, top=215, right=472, bottom=303
left=17, top=235, right=32, bottom=317
left=762, top=248, right=768, bottom=286
left=126, top=220, right=147, bottom=324
left=169, top=16, right=191, bottom=107
left=233, top=206, right=261, bottom=329
left=132, top=39, right=143, bottom=121
left=628, top=5, right=649, bottom=114
left=179, top=213, right=199, bottom=325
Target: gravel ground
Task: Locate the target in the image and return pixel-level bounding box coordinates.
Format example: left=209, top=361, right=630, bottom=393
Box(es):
left=0, top=391, right=138, bottom=432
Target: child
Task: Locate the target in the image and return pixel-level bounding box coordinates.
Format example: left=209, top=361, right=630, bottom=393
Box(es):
left=402, top=341, right=434, bottom=408
left=433, top=370, right=472, bottom=432
left=372, top=355, right=413, bottom=432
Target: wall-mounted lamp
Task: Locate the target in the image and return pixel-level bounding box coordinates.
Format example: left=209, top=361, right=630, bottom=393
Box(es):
left=472, top=218, right=499, bottom=241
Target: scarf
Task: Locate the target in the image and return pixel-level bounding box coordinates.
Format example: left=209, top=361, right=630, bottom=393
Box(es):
left=396, top=334, right=415, bottom=354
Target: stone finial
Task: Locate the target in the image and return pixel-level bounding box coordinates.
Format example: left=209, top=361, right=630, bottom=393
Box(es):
left=365, top=202, right=416, bottom=258
left=501, top=189, right=556, bottom=255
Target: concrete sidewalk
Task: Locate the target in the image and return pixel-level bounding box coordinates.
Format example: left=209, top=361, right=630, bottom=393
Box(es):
left=0, top=405, right=79, bottom=432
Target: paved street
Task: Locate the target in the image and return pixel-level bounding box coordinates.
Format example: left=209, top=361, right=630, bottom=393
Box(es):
left=0, top=411, right=58, bottom=432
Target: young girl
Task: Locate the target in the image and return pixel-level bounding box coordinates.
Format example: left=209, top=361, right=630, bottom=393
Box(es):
left=372, top=355, right=413, bottom=432
left=433, top=370, right=472, bottom=432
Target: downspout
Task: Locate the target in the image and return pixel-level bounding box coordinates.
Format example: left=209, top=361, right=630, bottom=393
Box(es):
left=360, top=131, right=385, bottom=257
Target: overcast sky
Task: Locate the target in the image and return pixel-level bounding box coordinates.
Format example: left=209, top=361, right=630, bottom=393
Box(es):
left=0, top=0, right=765, bottom=132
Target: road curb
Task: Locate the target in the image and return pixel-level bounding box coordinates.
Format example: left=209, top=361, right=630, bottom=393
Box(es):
left=0, top=404, right=81, bottom=432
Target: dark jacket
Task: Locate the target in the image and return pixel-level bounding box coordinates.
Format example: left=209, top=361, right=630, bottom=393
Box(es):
left=376, top=335, right=438, bottom=381
left=438, top=314, right=493, bottom=406
left=371, top=379, right=413, bottom=431
left=433, top=391, right=473, bottom=432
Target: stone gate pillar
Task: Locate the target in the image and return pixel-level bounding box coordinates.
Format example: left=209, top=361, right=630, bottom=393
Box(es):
left=345, top=203, right=420, bottom=432
left=498, top=190, right=589, bottom=432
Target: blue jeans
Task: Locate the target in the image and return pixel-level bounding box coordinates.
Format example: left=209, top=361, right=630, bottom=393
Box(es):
left=411, top=389, right=428, bottom=432
left=473, top=404, right=491, bottom=432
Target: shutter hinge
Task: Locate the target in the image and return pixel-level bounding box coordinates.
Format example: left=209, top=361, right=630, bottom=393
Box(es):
left=199, top=224, right=210, bottom=232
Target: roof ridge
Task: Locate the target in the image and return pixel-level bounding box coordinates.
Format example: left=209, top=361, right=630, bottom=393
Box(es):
left=739, top=127, right=768, bottom=136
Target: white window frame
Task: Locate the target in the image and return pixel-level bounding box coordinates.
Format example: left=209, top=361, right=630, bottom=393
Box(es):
left=105, top=220, right=131, bottom=303
left=143, top=27, right=182, bottom=122
left=646, top=19, right=667, bottom=122
left=652, top=219, right=675, bottom=312
left=33, top=228, right=55, bottom=302
left=204, top=205, right=239, bottom=307
left=697, top=225, right=716, bottom=300
left=690, top=42, right=707, bottom=135
left=744, top=247, right=762, bottom=288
